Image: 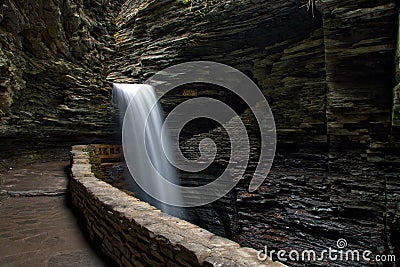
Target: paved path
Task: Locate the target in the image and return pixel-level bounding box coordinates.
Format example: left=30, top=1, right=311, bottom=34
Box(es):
left=0, top=161, right=107, bottom=267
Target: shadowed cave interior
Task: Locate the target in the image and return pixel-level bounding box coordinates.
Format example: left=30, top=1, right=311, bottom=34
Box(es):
left=0, top=0, right=399, bottom=266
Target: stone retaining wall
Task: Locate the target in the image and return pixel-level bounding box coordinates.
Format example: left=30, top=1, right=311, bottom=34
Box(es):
left=70, top=145, right=284, bottom=267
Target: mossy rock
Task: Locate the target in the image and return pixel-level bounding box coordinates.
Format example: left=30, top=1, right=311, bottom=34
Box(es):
left=87, top=145, right=106, bottom=180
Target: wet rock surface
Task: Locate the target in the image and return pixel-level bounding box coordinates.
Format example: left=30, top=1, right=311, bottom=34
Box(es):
left=1, top=161, right=68, bottom=193
left=0, top=161, right=106, bottom=266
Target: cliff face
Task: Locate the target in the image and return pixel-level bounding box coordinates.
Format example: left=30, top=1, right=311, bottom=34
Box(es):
left=0, top=0, right=122, bottom=158
left=109, top=0, right=399, bottom=266
left=0, top=0, right=399, bottom=265
left=109, top=0, right=327, bottom=154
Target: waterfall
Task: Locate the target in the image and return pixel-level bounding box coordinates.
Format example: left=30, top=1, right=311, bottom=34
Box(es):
left=112, top=83, right=183, bottom=217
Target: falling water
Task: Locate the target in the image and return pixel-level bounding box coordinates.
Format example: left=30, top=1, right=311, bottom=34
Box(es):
left=112, top=83, right=183, bottom=217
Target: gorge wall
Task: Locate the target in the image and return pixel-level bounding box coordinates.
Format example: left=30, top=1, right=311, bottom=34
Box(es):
left=0, top=0, right=399, bottom=266
left=108, top=0, right=400, bottom=266
left=0, top=0, right=122, bottom=160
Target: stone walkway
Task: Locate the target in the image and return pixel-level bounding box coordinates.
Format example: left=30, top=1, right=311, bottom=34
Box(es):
left=0, top=161, right=107, bottom=267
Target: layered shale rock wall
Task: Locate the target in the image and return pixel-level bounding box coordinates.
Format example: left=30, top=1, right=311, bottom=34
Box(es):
left=1, top=0, right=399, bottom=266
left=108, top=0, right=327, bottom=155
left=70, top=145, right=284, bottom=267
left=108, top=0, right=400, bottom=266
left=0, top=0, right=123, bottom=158
left=395, top=11, right=400, bottom=127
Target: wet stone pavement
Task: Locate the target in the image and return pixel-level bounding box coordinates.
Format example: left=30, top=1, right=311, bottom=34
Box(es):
left=0, top=161, right=106, bottom=267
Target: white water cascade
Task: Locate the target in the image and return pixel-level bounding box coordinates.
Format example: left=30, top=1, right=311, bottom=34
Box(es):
left=112, top=83, right=183, bottom=216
